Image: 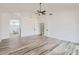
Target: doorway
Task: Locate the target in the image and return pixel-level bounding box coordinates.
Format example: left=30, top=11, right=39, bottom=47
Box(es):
left=39, top=23, right=44, bottom=36
left=9, top=19, right=21, bottom=39
left=39, top=23, right=48, bottom=36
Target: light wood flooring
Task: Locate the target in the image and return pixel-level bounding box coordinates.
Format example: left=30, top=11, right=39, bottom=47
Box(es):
left=0, top=35, right=79, bottom=55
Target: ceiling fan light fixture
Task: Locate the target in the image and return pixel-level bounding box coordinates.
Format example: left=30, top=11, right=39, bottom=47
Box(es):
left=35, top=3, right=46, bottom=16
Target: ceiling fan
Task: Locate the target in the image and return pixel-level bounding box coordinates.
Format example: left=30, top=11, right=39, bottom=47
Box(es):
left=35, top=3, right=46, bottom=16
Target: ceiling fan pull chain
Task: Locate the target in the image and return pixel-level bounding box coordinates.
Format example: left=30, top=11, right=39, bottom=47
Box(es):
left=40, top=3, right=42, bottom=12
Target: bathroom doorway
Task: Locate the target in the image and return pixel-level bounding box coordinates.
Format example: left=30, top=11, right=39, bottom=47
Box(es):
left=39, top=23, right=48, bottom=36
left=39, top=23, right=44, bottom=36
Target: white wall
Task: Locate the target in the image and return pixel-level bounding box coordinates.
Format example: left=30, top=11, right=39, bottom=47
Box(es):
left=0, top=13, right=10, bottom=40
left=0, top=12, right=39, bottom=40
left=19, top=12, right=39, bottom=37
left=0, top=3, right=40, bottom=40
left=46, top=12, right=79, bottom=43
left=41, top=4, right=79, bottom=43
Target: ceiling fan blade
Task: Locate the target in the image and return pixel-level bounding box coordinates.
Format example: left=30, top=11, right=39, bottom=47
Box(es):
left=42, top=12, right=46, bottom=15
left=42, top=11, right=46, bottom=12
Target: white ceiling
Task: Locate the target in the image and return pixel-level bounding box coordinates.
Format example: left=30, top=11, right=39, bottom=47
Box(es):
left=0, top=3, right=78, bottom=12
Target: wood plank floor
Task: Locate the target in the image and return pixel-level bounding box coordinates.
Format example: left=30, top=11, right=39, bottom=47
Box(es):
left=0, top=35, right=79, bottom=55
